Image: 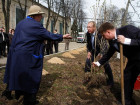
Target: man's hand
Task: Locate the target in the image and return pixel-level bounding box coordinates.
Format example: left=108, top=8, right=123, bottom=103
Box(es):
left=97, top=53, right=103, bottom=59
left=92, top=62, right=101, bottom=68
left=117, top=35, right=125, bottom=44
left=92, top=62, right=97, bottom=68
left=63, top=34, right=72, bottom=39
left=87, top=52, right=91, bottom=59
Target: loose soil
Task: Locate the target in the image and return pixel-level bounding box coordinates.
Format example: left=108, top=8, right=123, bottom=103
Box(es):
left=0, top=46, right=140, bottom=105
left=47, top=57, right=65, bottom=64
left=61, top=52, right=75, bottom=58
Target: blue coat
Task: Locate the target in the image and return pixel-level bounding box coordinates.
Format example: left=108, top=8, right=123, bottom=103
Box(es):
left=4, top=17, right=63, bottom=93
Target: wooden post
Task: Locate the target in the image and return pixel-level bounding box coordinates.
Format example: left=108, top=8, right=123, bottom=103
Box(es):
left=120, top=44, right=125, bottom=105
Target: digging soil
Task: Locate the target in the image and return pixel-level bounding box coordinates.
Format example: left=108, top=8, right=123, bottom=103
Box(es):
left=0, top=47, right=140, bottom=105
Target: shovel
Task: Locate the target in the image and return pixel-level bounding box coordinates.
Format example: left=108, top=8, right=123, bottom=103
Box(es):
left=120, top=44, right=125, bottom=105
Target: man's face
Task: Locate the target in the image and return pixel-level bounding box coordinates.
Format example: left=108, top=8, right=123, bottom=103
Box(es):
left=102, top=29, right=115, bottom=40
left=0, top=28, right=2, bottom=32
left=35, top=14, right=43, bottom=22
left=87, top=23, right=96, bottom=34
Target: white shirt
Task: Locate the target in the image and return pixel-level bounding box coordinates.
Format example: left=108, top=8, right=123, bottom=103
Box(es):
left=2, top=32, right=5, bottom=41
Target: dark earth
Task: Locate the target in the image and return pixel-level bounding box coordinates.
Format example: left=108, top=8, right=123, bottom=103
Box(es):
left=0, top=47, right=140, bottom=105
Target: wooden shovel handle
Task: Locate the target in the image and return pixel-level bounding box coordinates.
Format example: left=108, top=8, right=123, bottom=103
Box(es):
left=120, top=44, right=125, bottom=105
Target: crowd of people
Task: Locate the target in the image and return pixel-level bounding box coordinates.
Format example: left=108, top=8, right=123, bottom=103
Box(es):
left=0, top=27, right=14, bottom=58
left=0, top=26, right=70, bottom=59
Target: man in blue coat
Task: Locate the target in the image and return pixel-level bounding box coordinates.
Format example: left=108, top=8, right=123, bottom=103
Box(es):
left=2, top=5, right=71, bottom=105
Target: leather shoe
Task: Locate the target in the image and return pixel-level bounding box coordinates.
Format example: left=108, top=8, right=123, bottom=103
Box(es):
left=1, top=90, right=13, bottom=100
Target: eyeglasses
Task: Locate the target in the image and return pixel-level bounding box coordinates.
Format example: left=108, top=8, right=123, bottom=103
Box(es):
left=87, top=26, right=94, bottom=28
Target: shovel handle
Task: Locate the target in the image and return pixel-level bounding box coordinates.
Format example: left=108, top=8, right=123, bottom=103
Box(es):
left=120, top=44, right=125, bottom=105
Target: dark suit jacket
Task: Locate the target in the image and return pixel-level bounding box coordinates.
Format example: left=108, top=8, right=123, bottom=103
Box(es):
left=0, top=32, right=9, bottom=43
left=99, top=25, right=140, bottom=65
left=86, top=32, right=102, bottom=56
left=0, top=32, right=3, bottom=43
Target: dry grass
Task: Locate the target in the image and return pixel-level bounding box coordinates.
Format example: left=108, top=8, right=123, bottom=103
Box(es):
left=0, top=47, right=140, bottom=105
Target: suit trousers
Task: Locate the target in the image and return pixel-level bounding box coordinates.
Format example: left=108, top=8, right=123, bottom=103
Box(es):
left=124, top=60, right=140, bottom=105
left=53, top=41, right=59, bottom=53
left=0, top=41, right=6, bottom=56
left=85, top=54, right=114, bottom=85
left=0, top=43, right=2, bottom=56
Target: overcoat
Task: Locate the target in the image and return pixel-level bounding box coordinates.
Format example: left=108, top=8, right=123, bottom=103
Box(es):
left=4, top=17, right=63, bottom=93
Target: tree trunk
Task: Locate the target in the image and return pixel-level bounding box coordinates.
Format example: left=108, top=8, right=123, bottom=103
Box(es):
left=1, top=0, right=11, bottom=33
left=45, top=0, right=51, bottom=29
left=121, top=0, right=130, bottom=26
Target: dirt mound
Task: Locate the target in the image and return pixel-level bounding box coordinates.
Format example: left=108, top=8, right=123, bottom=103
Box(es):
left=77, top=47, right=86, bottom=52
left=69, top=50, right=80, bottom=54
left=61, top=52, right=75, bottom=58
left=42, top=69, right=49, bottom=75
left=47, top=57, right=65, bottom=64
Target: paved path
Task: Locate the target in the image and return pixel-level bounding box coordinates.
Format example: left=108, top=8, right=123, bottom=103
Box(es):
left=0, top=42, right=86, bottom=66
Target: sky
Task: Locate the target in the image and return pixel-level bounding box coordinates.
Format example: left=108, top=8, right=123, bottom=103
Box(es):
left=83, top=0, right=140, bottom=27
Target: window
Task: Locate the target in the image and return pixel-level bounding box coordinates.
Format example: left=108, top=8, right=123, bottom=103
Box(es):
left=51, top=20, right=54, bottom=33
left=16, top=7, right=25, bottom=25
left=59, top=22, right=63, bottom=35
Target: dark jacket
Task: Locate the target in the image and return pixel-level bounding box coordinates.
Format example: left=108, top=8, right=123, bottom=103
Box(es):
left=4, top=17, right=63, bottom=93
left=0, top=32, right=9, bottom=43
left=99, top=25, right=140, bottom=65
left=86, top=32, right=106, bottom=56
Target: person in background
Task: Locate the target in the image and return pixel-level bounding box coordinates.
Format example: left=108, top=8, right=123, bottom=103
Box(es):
left=53, top=29, right=59, bottom=53
left=47, top=40, right=53, bottom=54
left=0, top=27, right=9, bottom=57
left=84, top=21, right=114, bottom=87
left=8, top=29, right=15, bottom=46
left=0, top=28, right=3, bottom=57
left=93, top=22, right=140, bottom=105
left=64, top=38, right=70, bottom=51
left=2, top=5, right=71, bottom=105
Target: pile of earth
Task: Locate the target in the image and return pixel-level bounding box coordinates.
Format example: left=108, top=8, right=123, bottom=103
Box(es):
left=47, top=57, right=65, bottom=64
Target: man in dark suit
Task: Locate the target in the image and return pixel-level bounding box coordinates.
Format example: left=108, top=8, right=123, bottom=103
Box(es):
left=53, top=29, right=59, bottom=53
left=84, top=21, right=114, bottom=87
left=0, top=27, right=8, bottom=57
left=0, top=28, right=3, bottom=57
left=93, top=22, right=140, bottom=105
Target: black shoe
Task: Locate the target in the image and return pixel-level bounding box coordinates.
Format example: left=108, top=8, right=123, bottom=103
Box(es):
left=23, top=100, right=39, bottom=105
left=107, top=79, right=114, bottom=86
left=23, top=93, right=39, bottom=105
left=15, top=90, right=24, bottom=100
left=1, top=90, right=13, bottom=100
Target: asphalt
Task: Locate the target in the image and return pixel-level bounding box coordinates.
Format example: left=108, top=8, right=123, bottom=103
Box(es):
left=0, top=42, right=86, bottom=69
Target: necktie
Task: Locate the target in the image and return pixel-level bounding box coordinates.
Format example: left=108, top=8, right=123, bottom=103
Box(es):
left=113, top=39, right=119, bottom=50
left=2, top=32, right=5, bottom=41
left=91, top=34, right=95, bottom=49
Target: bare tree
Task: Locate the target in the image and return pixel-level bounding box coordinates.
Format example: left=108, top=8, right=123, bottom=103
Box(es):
left=64, top=0, right=86, bottom=40
left=121, top=0, right=131, bottom=26
left=51, top=0, right=62, bottom=30
left=1, top=0, right=11, bottom=33
left=43, top=0, right=54, bottom=29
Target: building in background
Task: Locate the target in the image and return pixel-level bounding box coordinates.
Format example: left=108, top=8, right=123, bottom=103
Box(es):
left=0, top=0, right=71, bottom=35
